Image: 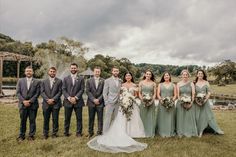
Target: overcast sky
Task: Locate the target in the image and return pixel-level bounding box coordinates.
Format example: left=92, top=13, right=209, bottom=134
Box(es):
left=0, top=0, right=236, bottom=66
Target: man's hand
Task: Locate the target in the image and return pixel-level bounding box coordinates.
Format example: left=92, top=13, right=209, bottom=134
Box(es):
left=23, top=100, right=31, bottom=107
left=93, top=99, right=100, bottom=105
left=47, top=99, right=55, bottom=105
left=70, top=97, right=77, bottom=105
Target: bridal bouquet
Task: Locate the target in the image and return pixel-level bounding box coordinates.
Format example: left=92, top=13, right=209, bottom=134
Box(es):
left=120, top=89, right=135, bottom=121
left=142, top=93, right=153, bottom=107
left=180, top=95, right=192, bottom=110
left=161, top=97, right=175, bottom=111
left=195, top=93, right=206, bottom=106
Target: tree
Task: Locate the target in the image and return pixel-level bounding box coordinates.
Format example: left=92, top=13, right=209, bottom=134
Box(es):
left=34, top=37, right=88, bottom=78
left=209, top=60, right=236, bottom=84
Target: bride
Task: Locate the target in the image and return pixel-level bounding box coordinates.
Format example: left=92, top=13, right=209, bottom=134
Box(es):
left=87, top=72, right=147, bottom=153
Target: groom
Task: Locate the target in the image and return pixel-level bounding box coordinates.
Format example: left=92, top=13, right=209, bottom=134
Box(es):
left=103, top=66, right=122, bottom=133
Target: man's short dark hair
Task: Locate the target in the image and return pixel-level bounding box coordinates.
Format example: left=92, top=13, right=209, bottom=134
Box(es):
left=70, top=63, right=78, bottom=67
left=93, top=66, right=101, bottom=70
left=49, top=66, right=57, bottom=71
left=25, top=66, right=33, bottom=70
left=112, top=66, right=119, bottom=71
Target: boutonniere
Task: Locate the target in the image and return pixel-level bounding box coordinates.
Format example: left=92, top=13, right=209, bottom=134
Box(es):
left=53, top=80, right=56, bottom=85
left=99, top=79, right=103, bottom=83
left=75, top=77, right=79, bottom=82
left=118, top=78, right=123, bottom=83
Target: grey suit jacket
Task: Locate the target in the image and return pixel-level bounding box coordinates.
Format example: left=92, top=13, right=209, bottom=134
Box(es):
left=103, top=77, right=122, bottom=106
left=86, top=77, right=105, bottom=107
left=62, top=75, right=85, bottom=107
left=41, top=77, right=62, bottom=110
left=16, top=78, right=40, bottom=110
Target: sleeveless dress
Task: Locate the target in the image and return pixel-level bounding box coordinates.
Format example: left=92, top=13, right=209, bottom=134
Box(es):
left=156, top=83, right=176, bottom=137
left=139, top=84, right=157, bottom=137
left=125, top=87, right=146, bottom=138
left=194, top=84, right=224, bottom=136
left=87, top=87, right=147, bottom=153
left=176, top=82, right=198, bottom=137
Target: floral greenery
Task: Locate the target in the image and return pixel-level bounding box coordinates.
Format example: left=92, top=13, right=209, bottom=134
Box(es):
left=161, top=97, right=175, bottom=111
left=180, top=95, right=192, bottom=110
left=142, top=93, right=153, bottom=107
left=120, top=88, right=136, bottom=121
left=195, top=93, right=206, bottom=106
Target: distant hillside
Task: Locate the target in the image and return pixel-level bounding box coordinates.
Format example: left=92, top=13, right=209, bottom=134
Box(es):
left=0, top=33, right=15, bottom=42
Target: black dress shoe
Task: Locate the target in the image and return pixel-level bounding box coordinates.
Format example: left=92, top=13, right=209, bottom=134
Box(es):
left=17, top=136, right=25, bottom=142
left=28, top=136, right=35, bottom=141
left=88, top=133, right=94, bottom=138
left=43, top=135, right=49, bottom=139
left=96, top=132, right=102, bottom=136
left=76, top=133, right=82, bottom=137
left=64, top=133, right=71, bottom=137
left=52, top=134, right=58, bottom=138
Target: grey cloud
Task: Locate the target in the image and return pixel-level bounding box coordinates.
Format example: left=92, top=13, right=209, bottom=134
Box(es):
left=0, top=0, right=235, bottom=65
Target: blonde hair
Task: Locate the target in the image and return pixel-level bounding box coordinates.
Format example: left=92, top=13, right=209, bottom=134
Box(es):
left=181, top=69, right=191, bottom=77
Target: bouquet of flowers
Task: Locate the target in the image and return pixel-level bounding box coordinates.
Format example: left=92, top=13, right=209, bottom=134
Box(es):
left=195, top=92, right=206, bottom=106
left=161, top=97, right=175, bottom=111
left=142, top=93, right=153, bottom=107
left=120, top=89, right=135, bottom=121
left=180, top=95, right=192, bottom=110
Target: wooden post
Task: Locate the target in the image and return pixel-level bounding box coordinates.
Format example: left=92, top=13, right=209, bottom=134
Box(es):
left=17, top=60, right=21, bottom=82
left=0, top=56, right=3, bottom=95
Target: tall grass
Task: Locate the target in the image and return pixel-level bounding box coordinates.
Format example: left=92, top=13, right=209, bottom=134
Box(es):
left=0, top=103, right=235, bottom=157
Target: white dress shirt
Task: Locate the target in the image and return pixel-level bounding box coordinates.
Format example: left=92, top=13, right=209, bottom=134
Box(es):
left=112, top=76, right=119, bottom=87
left=94, top=77, right=100, bottom=89
left=49, top=77, right=55, bottom=89
left=26, top=77, right=32, bottom=90
left=71, top=74, right=77, bottom=86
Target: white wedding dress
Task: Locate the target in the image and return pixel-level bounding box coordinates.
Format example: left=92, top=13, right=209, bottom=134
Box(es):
left=87, top=87, right=147, bottom=153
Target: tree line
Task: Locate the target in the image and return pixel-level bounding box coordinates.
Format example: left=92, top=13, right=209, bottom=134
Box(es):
left=0, top=33, right=235, bottom=84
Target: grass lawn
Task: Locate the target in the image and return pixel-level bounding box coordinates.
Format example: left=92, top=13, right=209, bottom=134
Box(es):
left=210, top=84, right=236, bottom=95
left=0, top=103, right=235, bottom=157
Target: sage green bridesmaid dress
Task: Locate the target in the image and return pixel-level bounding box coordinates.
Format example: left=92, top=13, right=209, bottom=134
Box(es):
left=156, top=83, right=176, bottom=137
left=195, top=84, right=224, bottom=136
left=176, top=82, right=198, bottom=137
left=139, top=84, right=157, bottom=137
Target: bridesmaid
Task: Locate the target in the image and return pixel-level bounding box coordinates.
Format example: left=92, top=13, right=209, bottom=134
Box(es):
left=156, top=72, right=177, bottom=137
left=194, top=69, right=224, bottom=137
left=138, top=69, right=157, bottom=137
left=176, top=69, right=198, bottom=137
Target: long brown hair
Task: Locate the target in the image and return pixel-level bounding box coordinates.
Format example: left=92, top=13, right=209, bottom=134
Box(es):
left=195, top=69, right=207, bottom=83
left=142, top=69, right=155, bottom=82
left=160, top=72, right=172, bottom=83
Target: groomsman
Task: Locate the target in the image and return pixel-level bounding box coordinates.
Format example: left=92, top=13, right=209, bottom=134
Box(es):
left=41, top=67, right=62, bottom=139
left=62, top=63, right=85, bottom=137
left=86, top=67, right=105, bottom=137
left=103, top=66, right=122, bottom=133
left=16, top=66, right=40, bottom=141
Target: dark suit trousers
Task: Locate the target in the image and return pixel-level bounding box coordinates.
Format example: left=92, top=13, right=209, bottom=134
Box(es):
left=19, top=107, right=38, bottom=137
left=88, top=105, right=104, bottom=135
left=43, top=106, right=60, bottom=136
left=64, top=106, right=83, bottom=135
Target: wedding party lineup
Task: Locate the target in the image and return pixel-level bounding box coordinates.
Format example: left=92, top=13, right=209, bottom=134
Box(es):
left=16, top=63, right=224, bottom=153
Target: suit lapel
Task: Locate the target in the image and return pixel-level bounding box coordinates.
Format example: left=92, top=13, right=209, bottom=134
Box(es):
left=92, top=77, right=97, bottom=90
left=96, top=78, right=103, bottom=90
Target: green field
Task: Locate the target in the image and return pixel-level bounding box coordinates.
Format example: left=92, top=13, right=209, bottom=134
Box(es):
left=0, top=104, right=235, bottom=157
